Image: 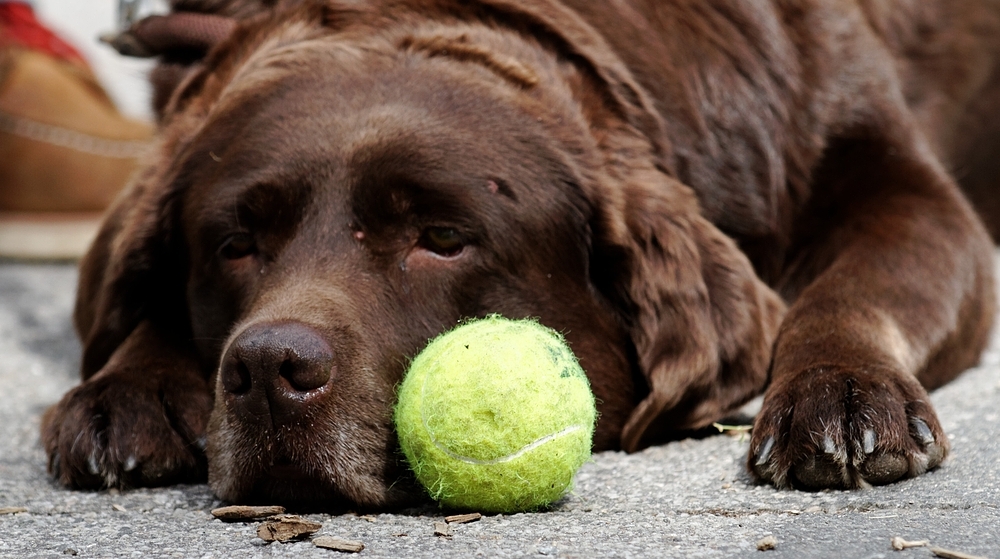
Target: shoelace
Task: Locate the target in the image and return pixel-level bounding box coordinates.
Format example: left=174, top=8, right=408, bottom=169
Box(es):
left=0, top=109, right=152, bottom=158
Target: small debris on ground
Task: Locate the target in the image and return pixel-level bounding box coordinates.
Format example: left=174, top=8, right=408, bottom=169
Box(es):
left=212, top=505, right=286, bottom=521
left=111, top=504, right=126, bottom=512
left=360, top=514, right=377, bottom=522
left=257, top=515, right=323, bottom=542
left=62, top=549, right=77, bottom=556
left=0, top=507, right=27, bottom=515
left=929, top=547, right=989, bottom=559
left=713, top=423, right=752, bottom=434
left=434, top=521, right=452, bottom=537
left=445, top=512, right=482, bottom=524
left=891, top=537, right=929, bottom=550
left=756, top=535, right=777, bottom=551
left=313, top=536, right=365, bottom=553
left=713, top=423, right=752, bottom=440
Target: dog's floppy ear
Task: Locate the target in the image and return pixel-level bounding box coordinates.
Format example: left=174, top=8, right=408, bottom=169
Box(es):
left=74, top=161, right=189, bottom=378
left=80, top=0, right=260, bottom=349
left=593, top=171, right=786, bottom=452
left=471, top=0, right=786, bottom=450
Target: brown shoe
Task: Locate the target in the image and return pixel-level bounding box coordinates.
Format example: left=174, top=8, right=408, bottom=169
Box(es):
left=0, top=5, right=154, bottom=259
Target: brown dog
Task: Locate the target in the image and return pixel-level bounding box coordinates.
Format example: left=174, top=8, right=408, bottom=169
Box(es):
left=42, top=0, right=1000, bottom=508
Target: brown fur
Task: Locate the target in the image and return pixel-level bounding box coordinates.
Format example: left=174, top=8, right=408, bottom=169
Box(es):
left=42, top=0, right=999, bottom=506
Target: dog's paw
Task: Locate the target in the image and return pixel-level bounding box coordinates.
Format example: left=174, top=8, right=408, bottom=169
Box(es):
left=42, top=368, right=212, bottom=489
left=748, top=365, right=947, bottom=489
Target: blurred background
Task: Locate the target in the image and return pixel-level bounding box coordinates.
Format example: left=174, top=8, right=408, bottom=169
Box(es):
left=1, top=0, right=163, bottom=259
left=35, top=0, right=156, bottom=119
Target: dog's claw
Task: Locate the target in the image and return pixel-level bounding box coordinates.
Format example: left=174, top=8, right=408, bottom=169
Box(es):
left=755, top=436, right=774, bottom=466
left=822, top=435, right=837, bottom=455
left=911, top=418, right=934, bottom=445
left=908, top=417, right=945, bottom=468
left=862, top=429, right=876, bottom=455
left=50, top=451, right=62, bottom=480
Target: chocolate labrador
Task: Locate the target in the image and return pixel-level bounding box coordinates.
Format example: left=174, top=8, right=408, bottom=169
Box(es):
left=42, top=0, right=1000, bottom=507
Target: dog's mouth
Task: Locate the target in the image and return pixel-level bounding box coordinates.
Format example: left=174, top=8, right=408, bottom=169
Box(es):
left=209, top=422, right=422, bottom=513
left=242, top=459, right=352, bottom=510
left=235, top=456, right=420, bottom=511
left=265, top=459, right=314, bottom=481
left=225, top=452, right=351, bottom=510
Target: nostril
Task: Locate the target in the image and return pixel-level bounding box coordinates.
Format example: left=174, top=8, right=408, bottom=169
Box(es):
left=278, top=360, right=296, bottom=388
left=278, top=351, right=333, bottom=392
left=222, top=357, right=252, bottom=395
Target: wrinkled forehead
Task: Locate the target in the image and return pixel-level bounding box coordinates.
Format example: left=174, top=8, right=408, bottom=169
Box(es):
left=206, top=20, right=541, bottom=132
left=186, top=32, right=559, bottom=188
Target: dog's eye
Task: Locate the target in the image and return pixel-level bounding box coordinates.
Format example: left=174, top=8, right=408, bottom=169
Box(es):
left=420, top=227, right=464, bottom=256
left=220, top=233, right=257, bottom=260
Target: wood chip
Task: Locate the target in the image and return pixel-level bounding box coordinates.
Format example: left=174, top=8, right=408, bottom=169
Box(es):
left=891, top=537, right=929, bottom=550
left=929, top=547, right=989, bottom=559
left=111, top=504, right=126, bottom=512
left=0, top=507, right=27, bottom=515
left=360, top=514, right=377, bottom=522
left=313, top=536, right=365, bottom=553
left=257, top=515, right=323, bottom=542
left=756, top=535, right=777, bottom=551
left=212, top=505, right=286, bottom=521
left=433, top=521, right=452, bottom=537
left=445, top=512, right=482, bottom=524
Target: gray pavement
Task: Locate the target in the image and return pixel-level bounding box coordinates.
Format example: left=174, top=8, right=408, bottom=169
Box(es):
left=1, top=259, right=999, bottom=558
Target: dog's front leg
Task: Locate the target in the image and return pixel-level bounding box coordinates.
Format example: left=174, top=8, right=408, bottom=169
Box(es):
left=749, top=135, right=996, bottom=489
left=42, top=320, right=212, bottom=488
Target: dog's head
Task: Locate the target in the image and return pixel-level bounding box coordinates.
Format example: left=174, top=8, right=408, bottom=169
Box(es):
left=76, top=0, right=784, bottom=508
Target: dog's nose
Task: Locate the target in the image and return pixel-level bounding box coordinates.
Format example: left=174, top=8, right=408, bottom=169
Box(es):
left=220, top=321, right=335, bottom=425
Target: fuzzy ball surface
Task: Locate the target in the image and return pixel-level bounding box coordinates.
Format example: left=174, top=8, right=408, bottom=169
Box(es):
left=394, top=316, right=596, bottom=513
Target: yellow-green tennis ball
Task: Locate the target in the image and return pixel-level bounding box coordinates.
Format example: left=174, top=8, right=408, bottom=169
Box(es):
left=394, top=316, right=596, bottom=513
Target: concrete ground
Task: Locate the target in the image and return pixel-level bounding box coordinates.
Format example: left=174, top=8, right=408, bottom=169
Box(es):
left=1, top=259, right=998, bottom=559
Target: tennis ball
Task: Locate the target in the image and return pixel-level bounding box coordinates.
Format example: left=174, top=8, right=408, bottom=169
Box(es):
left=394, top=315, right=596, bottom=513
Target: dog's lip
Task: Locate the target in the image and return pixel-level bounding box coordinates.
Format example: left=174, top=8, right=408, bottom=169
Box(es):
left=210, top=441, right=424, bottom=510
left=245, top=462, right=349, bottom=509
left=264, top=462, right=315, bottom=481
left=263, top=458, right=318, bottom=481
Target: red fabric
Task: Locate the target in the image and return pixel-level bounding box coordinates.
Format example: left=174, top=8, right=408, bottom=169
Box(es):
left=0, top=2, right=88, bottom=66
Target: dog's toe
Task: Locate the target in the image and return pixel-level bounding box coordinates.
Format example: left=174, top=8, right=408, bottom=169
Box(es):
left=749, top=365, right=949, bottom=490
left=792, top=454, right=848, bottom=489
left=42, top=369, right=212, bottom=489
